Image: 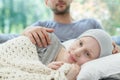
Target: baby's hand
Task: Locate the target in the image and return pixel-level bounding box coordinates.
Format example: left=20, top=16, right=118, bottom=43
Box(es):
left=47, top=61, right=64, bottom=70
left=66, top=64, right=80, bottom=80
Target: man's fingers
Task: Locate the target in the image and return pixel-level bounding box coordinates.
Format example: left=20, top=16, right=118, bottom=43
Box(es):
left=23, top=32, right=36, bottom=45
left=45, top=28, right=54, bottom=32
left=41, top=29, right=51, bottom=45
left=28, top=33, right=36, bottom=44
left=22, top=27, right=53, bottom=47
left=112, top=42, right=120, bottom=54
left=32, top=32, right=42, bottom=47
left=37, top=31, right=48, bottom=47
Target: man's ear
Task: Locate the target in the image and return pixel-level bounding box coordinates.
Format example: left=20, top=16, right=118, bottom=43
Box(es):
left=45, top=0, right=50, bottom=8
left=70, top=0, right=73, bottom=3
left=45, top=0, right=48, bottom=6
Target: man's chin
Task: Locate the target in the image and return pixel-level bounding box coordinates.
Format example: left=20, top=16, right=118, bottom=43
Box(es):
left=54, top=10, right=69, bottom=15
left=55, top=12, right=66, bottom=15
left=52, top=7, right=69, bottom=15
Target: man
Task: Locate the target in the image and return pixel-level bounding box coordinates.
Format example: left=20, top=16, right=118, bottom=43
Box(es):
left=0, top=0, right=119, bottom=53
left=22, top=0, right=102, bottom=47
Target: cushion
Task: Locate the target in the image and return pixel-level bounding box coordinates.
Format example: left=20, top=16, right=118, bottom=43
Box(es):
left=62, top=39, right=120, bottom=80
left=77, top=53, right=120, bottom=80
left=62, top=39, right=75, bottom=49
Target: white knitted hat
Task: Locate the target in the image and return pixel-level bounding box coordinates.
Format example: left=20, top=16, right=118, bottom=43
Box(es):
left=78, top=29, right=113, bottom=57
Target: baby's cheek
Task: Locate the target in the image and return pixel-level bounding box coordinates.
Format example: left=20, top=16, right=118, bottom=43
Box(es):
left=51, top=0, right=56, bottom=3
left=77, top=58, right=90, bottom=66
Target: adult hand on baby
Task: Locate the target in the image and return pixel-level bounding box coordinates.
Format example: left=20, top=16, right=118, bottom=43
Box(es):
left=66, top=64, right=80, bottom=80
left=22, top=26, right=54, bottom=47
left=47, top=61, right=64, bottom=70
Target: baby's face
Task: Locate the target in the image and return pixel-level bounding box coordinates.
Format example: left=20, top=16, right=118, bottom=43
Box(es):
left=64, top=36, right=100, bottom=66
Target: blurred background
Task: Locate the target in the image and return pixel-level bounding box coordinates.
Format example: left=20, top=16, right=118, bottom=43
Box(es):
left=0, top=0, right=120, bottom=36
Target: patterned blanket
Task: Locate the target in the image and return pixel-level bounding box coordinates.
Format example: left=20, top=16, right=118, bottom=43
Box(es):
left=0, top=36, right=71, bottom=80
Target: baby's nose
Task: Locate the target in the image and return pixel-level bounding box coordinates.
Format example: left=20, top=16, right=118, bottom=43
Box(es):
left=74, top=47, right=85, bottom=57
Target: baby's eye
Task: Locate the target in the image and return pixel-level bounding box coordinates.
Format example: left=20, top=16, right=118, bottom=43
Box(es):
left=85, top=52, right=90, bottom=57
left=79, top=41, right=83, bottom=47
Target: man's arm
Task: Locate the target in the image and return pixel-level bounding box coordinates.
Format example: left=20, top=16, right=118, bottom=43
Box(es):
left=0, top=34, right=19, bottom=43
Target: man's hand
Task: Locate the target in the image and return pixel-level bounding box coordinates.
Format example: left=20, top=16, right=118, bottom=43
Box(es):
left=112, top=42, right=120, bottom=54
left=66, top=64, right=80, bottom=80
left=22, top=26, right=54, bottom=47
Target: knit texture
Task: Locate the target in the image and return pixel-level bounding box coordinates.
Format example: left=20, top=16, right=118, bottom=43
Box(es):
left=0, top=36, right=71, bottom=80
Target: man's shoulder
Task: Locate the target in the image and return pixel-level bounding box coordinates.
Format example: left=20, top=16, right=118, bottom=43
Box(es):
left=75, top=18, right=103, bottom=29
left=76, top=18, right=100, bottom=24
left=31, top=20, right=55, bottom=27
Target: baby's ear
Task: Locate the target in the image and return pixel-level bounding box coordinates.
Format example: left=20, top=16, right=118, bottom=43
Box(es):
left=58, top=63, right=72, bottom=75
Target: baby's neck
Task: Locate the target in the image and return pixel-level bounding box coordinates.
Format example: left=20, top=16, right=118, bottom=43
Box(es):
left=55, top=47, right=66, bottom=61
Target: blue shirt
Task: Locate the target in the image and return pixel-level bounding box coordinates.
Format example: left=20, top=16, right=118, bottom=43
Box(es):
left=0, top=18, right=103, bottom=43
left=32, top=18, right=103, bottom=42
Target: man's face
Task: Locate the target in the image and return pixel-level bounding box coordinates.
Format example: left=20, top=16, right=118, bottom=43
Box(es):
left=46, top=0, right=72, bottom=14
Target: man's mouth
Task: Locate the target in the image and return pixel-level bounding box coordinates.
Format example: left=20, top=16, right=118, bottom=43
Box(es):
left=56, top=1, right=66, bottom=7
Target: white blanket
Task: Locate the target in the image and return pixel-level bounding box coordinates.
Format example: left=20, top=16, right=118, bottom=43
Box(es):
left=0, top=36, right=71, bottom=80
